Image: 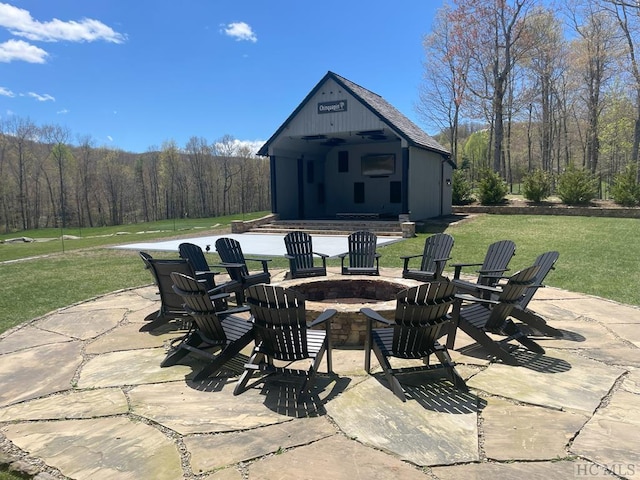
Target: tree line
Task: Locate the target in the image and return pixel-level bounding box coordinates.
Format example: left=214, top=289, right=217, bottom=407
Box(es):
left=0, top=118, right=271, bottom=233
left=419, top=0, right=640, bottom=195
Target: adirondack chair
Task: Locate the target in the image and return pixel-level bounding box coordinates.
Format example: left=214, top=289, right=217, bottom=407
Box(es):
left=361, top=280, right=467, bottom=402
left=162, top=272, right=254, bottom=381
left=179, top=242, right=244, bottom=304
left=140, top=252, right=198, bottom=322
left=509, top=251, right=561, bottom=337
left=141, top=252, right=234, bottom=323
left=338, top=230, right=380, bottom=275
left=452, top=239, right=516, bottom=293
left=447, top=265, right=545, bottom=365
left=401, top=233, right=454, bottom=282
left=233, top=284, right=336, bottom=402
left=284, top=231, right=328, bottom=279
left=215, top=237, right=271, bottom=304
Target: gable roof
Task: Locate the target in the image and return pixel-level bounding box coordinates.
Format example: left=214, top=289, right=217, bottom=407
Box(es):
left=257, top=71, right=451, bottom=160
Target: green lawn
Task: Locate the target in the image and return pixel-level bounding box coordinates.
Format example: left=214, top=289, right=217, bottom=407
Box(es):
left=1, top=213, right=638, bottom=336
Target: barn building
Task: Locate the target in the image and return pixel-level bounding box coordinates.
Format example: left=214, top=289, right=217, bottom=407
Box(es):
left=257, top=71, right=454, bottom=221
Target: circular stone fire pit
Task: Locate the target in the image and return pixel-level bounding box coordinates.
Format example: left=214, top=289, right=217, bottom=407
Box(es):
left=277, top=276, right=422, bottom=346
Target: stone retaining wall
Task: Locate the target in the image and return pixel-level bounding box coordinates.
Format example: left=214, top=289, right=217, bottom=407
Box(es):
left=453, top=204, right=640, bottom=218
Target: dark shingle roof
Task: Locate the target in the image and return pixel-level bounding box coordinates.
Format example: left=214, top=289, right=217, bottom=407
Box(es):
left=258, top=71, right=451, bottom=159
left=330, top=72, right=450, bottom=155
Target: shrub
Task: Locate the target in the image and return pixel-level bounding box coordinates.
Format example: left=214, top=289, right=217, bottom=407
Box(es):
left=556, top=164, right=598, bottom=205
left=478, top=169, right=508, bottom=205
left=451, top=169, right=474, bottom=205
left=522, top=169, right=552, bottom=203
left=610, top=164, right=640, bottom=206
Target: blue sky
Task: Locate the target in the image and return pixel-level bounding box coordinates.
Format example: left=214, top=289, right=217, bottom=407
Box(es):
left=0, top=1, right=444, bottom=153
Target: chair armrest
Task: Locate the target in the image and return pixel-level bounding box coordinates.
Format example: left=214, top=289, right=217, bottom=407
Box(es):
left=477, top=268, right=509, bottom=275
left=359, top=307, right=393, bottom=325
left=308, top=308, right=337, bottom=327
left=217, top=262, right=244, bottom=269
left=312, top=251, right=329, bottom=258
left=455, top=293, right=500, bottom=305
left=217, top=305, right=251, bottom=318
left=245, top=257, right=271, bottom=273
left=451, top=262, right=483, bottom=279
left=400, top=254, right=421, bottom=271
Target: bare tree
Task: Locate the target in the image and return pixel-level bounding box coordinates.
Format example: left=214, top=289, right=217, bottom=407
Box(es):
left=419, top=5, right=470, bottom=164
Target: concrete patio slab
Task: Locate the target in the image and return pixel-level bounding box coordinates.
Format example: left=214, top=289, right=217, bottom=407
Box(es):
left=0, top=326, right=73, bottom=354
left=35, top=308, right=127, bottom=340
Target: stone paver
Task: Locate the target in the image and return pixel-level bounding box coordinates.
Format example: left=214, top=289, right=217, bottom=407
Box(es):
left=185, top=417, right=337, bottom=473
left=1, top=274, right=639, bottom=480
left=481, top=397, right=587, bottom=461
left=0, top=341, right=83, bottom=407
left=2, top=417, right=183, bottom=480
left=325, top=376, right=479, bottom=466
left=0, top=388, right=128, bottom=422
left=247, top=435, right=431, bottom=480
left=466, top=348, right=625, bottom=414
left=571, top=389, right=640, bottom=479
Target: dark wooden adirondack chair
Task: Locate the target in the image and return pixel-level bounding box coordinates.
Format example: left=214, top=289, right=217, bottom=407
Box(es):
left=141, top=251, right=241, bottom=326
left=447, top=265, right=545, bottom=365
left=509, top=251, right=561, bottom=337
left=339, top=230, right=380, bottom=275
left=162, top=272, right=254, bottom=381
left=284, top=231, right=328, bottom=279
left=361, top=281, right=467, bottom=402
left=140, top=253, right=197, bottom=322
left=452, top=239, right=516, bottom=293
left=401, top=233, right=454, bottom=282
left=179, top=242, right=244, bottom=304
left=215, top=237, right=271, bottom=304
left=233, top=284, right=336, bottom=402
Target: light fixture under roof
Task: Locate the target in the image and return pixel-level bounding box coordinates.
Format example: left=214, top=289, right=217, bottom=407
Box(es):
left=301, top=134, right=327, bottom=141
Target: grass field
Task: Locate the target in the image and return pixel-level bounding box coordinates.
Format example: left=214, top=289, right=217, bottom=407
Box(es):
left=1, top=212, right=638, bottom=336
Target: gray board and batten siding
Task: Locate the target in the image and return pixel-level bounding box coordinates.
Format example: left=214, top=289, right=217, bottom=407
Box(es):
left=258, top=71, right=454, bottom=221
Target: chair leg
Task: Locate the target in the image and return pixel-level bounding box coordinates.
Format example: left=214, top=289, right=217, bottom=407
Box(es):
left=161, top=331, right=202, bottom=367
left=193, top=330, right=254, bottom=381
left=233, top=351, right=264, bottom=395
left=433, top=348, right=468, bottom=392
left=459, top=321, right=519, bottom=365
left=372, top=342, right=406, bottom=402
left=511, top=309, right=562, bottom=337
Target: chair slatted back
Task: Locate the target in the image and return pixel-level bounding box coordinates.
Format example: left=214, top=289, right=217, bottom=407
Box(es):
left=391, top=281, right=456, bottom=358
left=215, top=237, right=249, bottom=280
left=179, top=242, right=209, bottom=273
left=284, top=231, right=315, bottom=271
left=485, top=265, right=539, bottom=330
left=145, top=256, right=195, bottom=314
left=170, top=272, right=227, bottom=344
left=419, top=233, right=454, bottom=272
left=478, top=240, right=516, bottom=286
left=348, top=231, right=378, bottom=269
left=246, top=284, right=310, bottom=362
left=518, top=251, right=559, bottom=308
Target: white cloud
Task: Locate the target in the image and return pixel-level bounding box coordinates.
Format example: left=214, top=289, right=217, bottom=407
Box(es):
left=57, top=109, right=69, bottom=114
left=27, top=92, right=55, bottom=102
left=0, top=3, right=126, bottom=43
left=0, top=39, right=48, bottom=63
left=0, top=85, right=14, bottom=97
left=221, top=22, right=257, bottom=43
left=107, top=135, right=113, bottom=142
